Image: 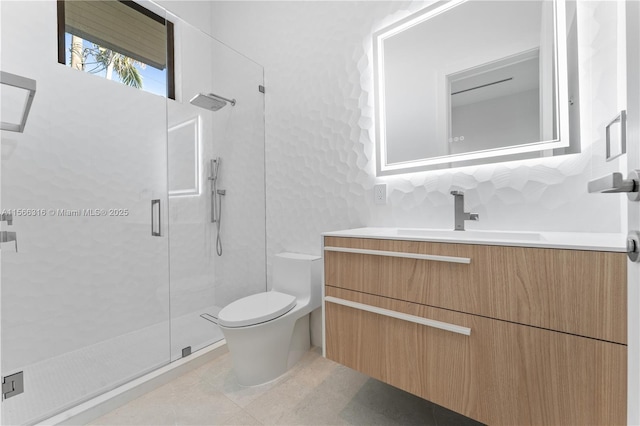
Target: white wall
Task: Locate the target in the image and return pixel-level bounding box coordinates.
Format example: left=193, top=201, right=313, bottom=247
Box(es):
left=156, top=0, right=213, bottom=35
left=210, top=1, right=625, bottom=285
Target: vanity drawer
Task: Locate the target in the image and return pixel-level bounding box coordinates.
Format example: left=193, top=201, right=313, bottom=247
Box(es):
left=324, top=236, right=627, bottom=343
left=324, top=286, right=626, bottom=426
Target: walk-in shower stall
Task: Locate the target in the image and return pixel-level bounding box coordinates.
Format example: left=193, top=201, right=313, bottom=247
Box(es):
left=0, top=1, right=266, bottom=424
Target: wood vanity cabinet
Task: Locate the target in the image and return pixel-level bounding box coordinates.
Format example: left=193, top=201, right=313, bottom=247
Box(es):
left=323, top=236, right=627, bottom=426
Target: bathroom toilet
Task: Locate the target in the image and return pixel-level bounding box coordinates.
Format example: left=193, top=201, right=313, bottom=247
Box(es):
left=217, top=252, right=322, bottom=386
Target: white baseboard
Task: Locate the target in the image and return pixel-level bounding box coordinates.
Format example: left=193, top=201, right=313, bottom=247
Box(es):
left=37, top=341, right=228, bottom=426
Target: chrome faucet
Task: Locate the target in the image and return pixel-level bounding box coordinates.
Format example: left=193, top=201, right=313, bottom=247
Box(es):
left=450, top=191, right=479, bottom=231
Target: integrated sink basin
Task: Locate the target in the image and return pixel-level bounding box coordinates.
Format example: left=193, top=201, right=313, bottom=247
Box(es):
left=324, top=227, right=626, bottom=252
left=395, top=228, right=543, bottom=241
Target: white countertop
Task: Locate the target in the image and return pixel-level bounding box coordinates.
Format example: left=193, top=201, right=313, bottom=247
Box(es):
left=323, top=227, right=627, bottom=252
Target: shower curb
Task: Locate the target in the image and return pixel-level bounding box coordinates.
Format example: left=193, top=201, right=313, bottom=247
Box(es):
left=37, top=340, right=228, bottom=426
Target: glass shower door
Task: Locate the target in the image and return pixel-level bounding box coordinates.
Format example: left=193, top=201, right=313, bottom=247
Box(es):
left=1, top=1, right=170, bottom=424
left=167, top=15, right=266, bottom=361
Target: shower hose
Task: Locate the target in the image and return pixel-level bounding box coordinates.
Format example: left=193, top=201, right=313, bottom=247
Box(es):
left=211, top=158, right=224, bottom=256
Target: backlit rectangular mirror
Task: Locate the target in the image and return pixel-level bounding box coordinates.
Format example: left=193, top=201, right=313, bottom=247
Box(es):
left=374, top=0, right=579, bottom=175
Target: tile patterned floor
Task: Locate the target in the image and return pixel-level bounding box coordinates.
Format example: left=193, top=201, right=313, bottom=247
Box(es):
left=90, top=347, right=482, bottom=426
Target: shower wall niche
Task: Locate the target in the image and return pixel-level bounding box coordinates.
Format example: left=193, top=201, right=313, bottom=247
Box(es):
left=0, top=1, right=265, bottom=423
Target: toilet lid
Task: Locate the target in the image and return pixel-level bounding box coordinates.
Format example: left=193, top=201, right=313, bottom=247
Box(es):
left=218, top=291, right=296, bottom=328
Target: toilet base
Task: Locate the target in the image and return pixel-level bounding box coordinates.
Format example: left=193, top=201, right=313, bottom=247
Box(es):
left=222, top=313, right=311, bottom=386
left=287, top=315, right=310, bottom=369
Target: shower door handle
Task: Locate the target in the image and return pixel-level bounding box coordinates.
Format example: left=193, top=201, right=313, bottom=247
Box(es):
left=151, top=199, right=161, bottom=237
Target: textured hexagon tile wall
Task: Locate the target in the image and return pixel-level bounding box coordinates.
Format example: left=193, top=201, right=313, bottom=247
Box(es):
left=210, top=1, right=625, bottom=282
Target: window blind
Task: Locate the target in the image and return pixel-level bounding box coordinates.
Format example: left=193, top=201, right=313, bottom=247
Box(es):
left=64, top=1, right=167, bottom=70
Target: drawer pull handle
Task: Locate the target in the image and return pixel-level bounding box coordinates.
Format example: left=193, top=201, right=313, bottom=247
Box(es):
left=324, top=296, right=471, bottom=336
left=324, top=246, right=471, bottom=264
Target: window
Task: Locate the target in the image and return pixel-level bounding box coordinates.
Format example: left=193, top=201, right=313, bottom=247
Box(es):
left=57, top=0, right=175, bottom=99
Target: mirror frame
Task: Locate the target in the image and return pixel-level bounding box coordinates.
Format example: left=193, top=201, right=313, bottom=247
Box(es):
left=374, top=0, right=570, bottom=176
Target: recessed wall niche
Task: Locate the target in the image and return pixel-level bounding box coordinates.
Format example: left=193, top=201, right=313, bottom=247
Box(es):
left=168, top=117, right=200, bottom=196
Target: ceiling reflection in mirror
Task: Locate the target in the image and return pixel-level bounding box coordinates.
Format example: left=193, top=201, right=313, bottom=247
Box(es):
left=374, top=0, right=578, bottom=175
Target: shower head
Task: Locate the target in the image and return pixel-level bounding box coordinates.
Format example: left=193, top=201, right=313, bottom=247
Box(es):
left=189, top=93, right=236, bottom=111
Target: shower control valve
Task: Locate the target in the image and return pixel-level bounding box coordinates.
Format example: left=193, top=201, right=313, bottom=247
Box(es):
left=0, top=231, right=18, bottom=252
left=0, top=212, right=13, bottom=225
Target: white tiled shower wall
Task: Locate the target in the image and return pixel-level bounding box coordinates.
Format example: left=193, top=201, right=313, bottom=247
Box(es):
left=207, top=1, right=626, bottom=278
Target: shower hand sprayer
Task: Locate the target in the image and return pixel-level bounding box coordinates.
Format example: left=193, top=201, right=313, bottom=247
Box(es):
left=188, top=92, right=236, bottom=257
left=209, top=158, right=225, bottom=256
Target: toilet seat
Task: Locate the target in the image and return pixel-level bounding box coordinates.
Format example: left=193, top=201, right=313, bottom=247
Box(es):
left=218, top=291, right=296, bottom=328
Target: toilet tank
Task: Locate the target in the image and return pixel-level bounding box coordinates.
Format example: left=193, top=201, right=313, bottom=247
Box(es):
left=272, top=252, right=322, bottom=307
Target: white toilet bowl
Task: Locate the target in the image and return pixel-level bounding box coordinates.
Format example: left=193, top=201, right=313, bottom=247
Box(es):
left=218, top=252, right=322, bottom=386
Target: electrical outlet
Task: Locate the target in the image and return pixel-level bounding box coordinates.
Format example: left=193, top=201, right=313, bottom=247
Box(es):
left=374, top=184, right=386, bottom=205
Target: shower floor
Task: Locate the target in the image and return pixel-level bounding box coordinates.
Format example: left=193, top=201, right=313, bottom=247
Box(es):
left=2, top=305, right=225, bottom=425
left=2, top=322, right=169, bottom=425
